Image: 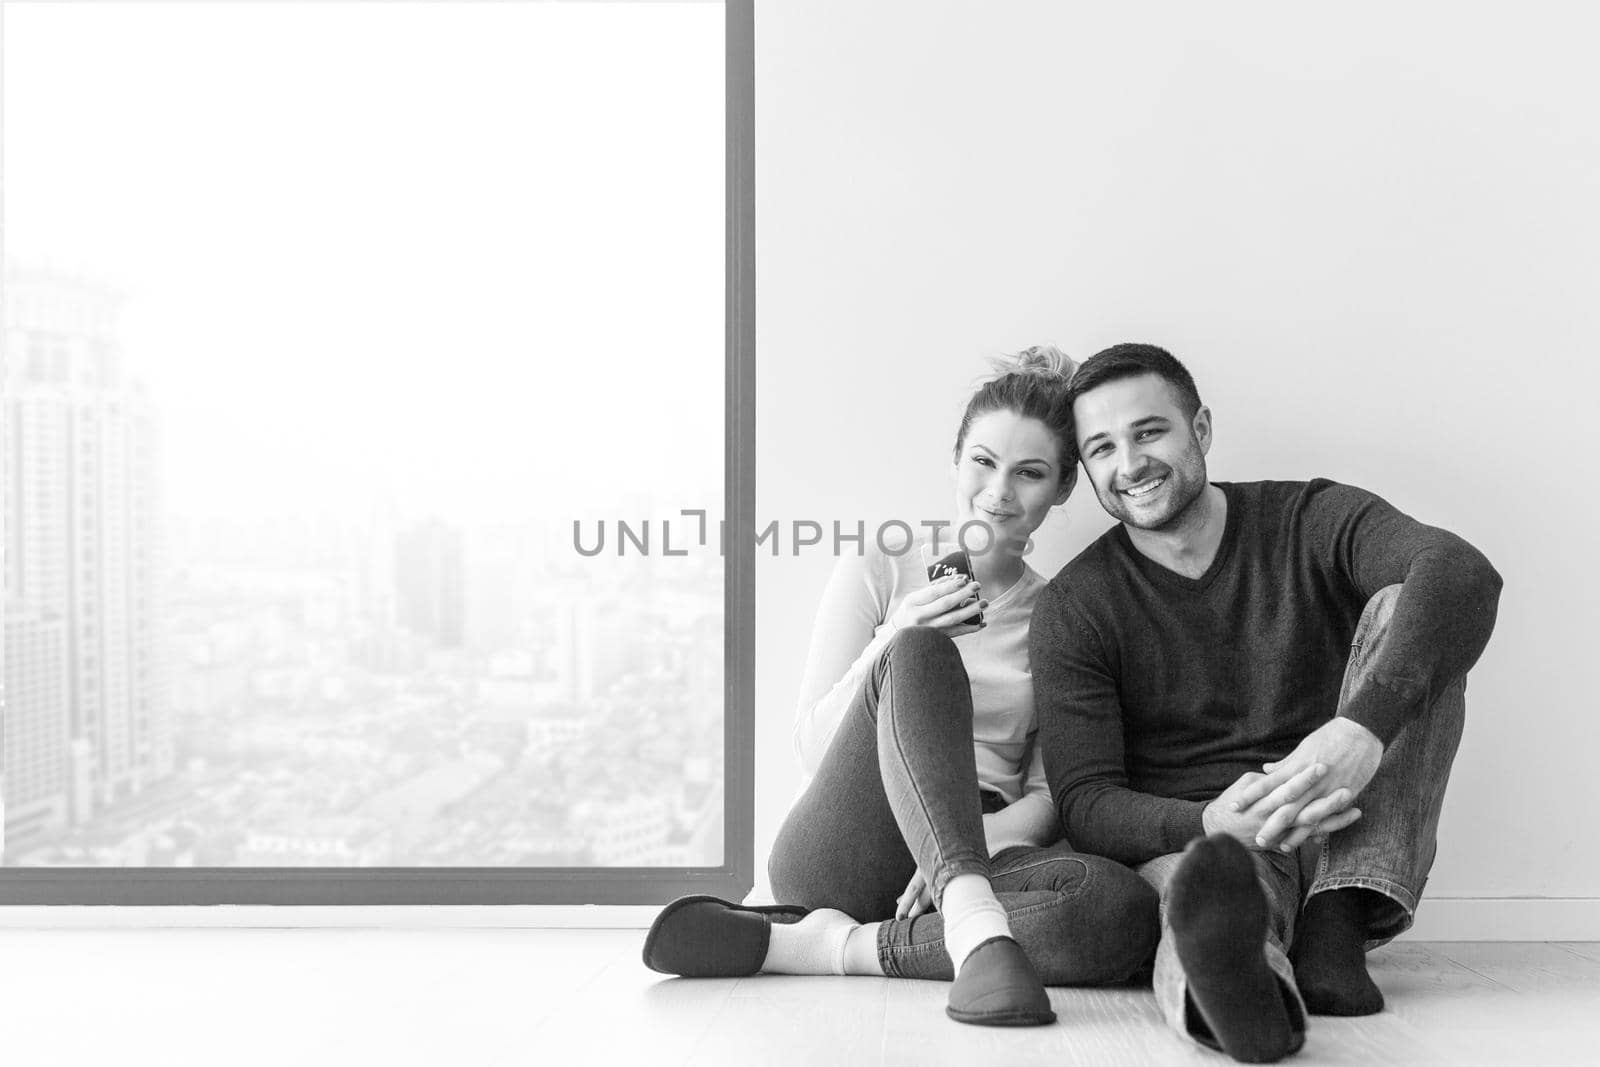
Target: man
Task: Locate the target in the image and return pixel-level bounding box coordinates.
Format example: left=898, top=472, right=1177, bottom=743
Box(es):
left=1030, top=343, right=1501, bottom=1062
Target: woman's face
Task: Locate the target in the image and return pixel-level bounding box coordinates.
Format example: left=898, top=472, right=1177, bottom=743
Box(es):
left=951, top=410, right=1075, bottom=555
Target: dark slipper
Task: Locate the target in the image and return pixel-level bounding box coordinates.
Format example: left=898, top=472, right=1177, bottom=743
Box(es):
left=945, top=936, right=1056, bottom=1026
left=642, top=895, right=810, bottom=977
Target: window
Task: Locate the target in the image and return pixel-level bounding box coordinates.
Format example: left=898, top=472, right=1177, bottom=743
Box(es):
left=1, top=0, right=754, bottom=904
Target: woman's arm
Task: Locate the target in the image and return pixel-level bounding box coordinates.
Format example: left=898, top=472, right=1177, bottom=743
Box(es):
left=792, top=550, right=898, bottom=774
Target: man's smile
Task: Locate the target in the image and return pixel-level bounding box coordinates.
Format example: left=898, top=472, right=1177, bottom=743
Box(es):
left=1119, top=476, right=1166, bottom=500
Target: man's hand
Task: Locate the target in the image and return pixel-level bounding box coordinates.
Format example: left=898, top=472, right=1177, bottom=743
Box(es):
left=1230, top=718, right=1384, bottom=851
left=1203, top=762, right=1364, bottom=849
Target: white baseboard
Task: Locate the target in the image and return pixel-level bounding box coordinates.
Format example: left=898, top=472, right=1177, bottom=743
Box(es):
left=0, top=905, right=665, bottom=929
left=0, top=899, right=1597, bottom=939
left=1401, top=898, right=1600, bottom=941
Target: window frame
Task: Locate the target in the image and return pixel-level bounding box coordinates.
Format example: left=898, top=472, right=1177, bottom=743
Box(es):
left=0, top=0, right=756, bottom=906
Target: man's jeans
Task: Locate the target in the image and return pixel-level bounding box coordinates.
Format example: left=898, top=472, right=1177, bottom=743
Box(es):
left=1138, top=585, right=1468, bottom=1047
left=768, top=626, right=1159, bottom=984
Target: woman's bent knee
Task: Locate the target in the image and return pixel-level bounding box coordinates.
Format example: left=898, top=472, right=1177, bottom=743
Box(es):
left=767, top=822, right=827, bottom=910
left=1028, top=855, right=1161, bottom=985
left=886, top=625, right=959, bottom=661
left=1090, top=858, right=1162, bottom=981
left=878, top=626, right=971, bottom=724
left=768, top=827, right=888, bottom=920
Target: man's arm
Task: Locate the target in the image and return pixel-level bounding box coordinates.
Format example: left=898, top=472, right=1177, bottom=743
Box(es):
left=1315, top=480, right=1503, bottom=744
left=1246, top=481, right=1503, bottom=848
left=1030, top=582, right=1205, bottom=866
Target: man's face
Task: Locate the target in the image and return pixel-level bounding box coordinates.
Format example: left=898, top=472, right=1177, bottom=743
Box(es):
left=1072, top=374, right=1212, bottom=531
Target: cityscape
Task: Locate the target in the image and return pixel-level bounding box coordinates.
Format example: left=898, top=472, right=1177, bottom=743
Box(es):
left=2, top=265, right=726, bottom=868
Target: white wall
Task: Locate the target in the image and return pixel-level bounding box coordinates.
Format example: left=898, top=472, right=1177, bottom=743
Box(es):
left=754, top=1, right=1600, bottom=937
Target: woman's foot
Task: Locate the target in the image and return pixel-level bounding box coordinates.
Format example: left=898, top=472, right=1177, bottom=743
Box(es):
left=641, top=895, right=809, bottom=977
left=939, top=873, right=1054, bottom=1026
left=946, top=936, right=1056, bottom=1026
left=764, top=909, right=868, bottom=974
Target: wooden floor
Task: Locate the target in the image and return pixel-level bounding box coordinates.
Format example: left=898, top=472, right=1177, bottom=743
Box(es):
left=1, top=930, right=1597, bottom=1065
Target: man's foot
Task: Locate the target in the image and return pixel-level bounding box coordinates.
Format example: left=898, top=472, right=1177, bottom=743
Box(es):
left=1169, top=836, right=1303, bottom=1063
left=945, top=936, right=1056, bottom=1026
left=1291, top=888, right=1385, bottom=1016
left=641, top=895, right=808, bottom=977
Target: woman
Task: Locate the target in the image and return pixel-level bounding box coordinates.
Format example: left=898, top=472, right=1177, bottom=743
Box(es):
left=643, top=346, right=1158, bottom=1025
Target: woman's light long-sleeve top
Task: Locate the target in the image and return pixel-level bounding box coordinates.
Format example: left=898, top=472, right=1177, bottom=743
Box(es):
left=792, top=540, right=1053, bottom=813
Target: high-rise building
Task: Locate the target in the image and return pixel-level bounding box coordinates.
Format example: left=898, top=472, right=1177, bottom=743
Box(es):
left=578, top=793, right=673, bottom=866
left=2, top=265, right=170, bottom=836
left=462, top=523, right=531, bottom=655
left=393, top=517, right=465, bottom=649
left=2, top=602, right=71, bottom=850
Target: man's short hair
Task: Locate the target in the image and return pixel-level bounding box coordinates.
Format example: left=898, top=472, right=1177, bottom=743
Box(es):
left=1066, top=342, right=1204, bottom=424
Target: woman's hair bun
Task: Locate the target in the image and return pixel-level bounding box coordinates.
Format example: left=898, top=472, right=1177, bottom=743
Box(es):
left=984, top=343, right=1078, bottom=384
left=956, top=343, right=1081, bottom=473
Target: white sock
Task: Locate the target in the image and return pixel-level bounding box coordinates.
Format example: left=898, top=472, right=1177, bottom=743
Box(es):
left=842, top=923, right=885, bottom=976
left=939, top=873, right=1012, bottom=973
left=762, top=908, right=858, bottom=975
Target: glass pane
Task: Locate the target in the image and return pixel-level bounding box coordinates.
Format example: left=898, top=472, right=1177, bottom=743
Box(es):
left=2, top=2, right=725, bottom=868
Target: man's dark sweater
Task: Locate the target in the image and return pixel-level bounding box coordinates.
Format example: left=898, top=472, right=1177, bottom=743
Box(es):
left=1030, top=479, right=1502, bottom=867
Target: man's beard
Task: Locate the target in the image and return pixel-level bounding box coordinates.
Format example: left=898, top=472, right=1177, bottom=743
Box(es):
left=1096, top=457, right=1207, bottom=532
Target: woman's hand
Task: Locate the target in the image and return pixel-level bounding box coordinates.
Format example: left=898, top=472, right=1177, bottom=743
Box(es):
left=889, top=575, right=987, bottom=637
left=895, top=868, right=934, bottom=920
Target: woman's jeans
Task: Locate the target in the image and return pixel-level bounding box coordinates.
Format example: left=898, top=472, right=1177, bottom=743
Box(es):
left=1139, top=585, right=1469, bottom=1046
left=768, top=626, right=1159, bottom=984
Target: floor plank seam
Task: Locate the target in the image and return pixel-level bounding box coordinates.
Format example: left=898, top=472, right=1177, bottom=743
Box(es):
left=876, top=978, right=893, bottom=1067
left=681, top=978, right=741, bottom=1067
left=1437, top=953, right=1517, bottom=992
left=1551, top=942, right=1600, bottom=965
